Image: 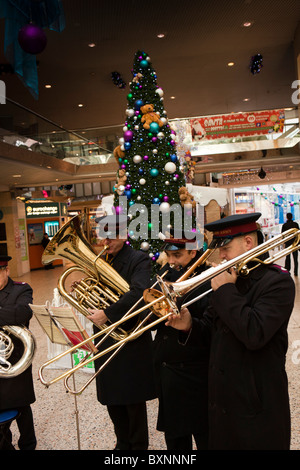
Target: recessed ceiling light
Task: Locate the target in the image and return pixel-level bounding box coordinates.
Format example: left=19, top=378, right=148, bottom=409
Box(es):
left=78, top=103, right=84, bottom=107
left=170, top=96, right=176, bottom=99
left=157, top=33, right=165, bottom=38
left=12, top=174, right=22, bottom=178
left=227, top=62, right=235, bottom=67
left=45, top=84, right=52, bottom=88
left=243, top=21, right=253, bottom=27
left=88, top=43, right=96, bottom=47
left=243, top=98, right=250, bottom=101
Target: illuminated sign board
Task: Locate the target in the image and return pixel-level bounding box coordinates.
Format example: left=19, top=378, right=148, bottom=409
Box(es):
left=25, top=202, right=66, bottom=218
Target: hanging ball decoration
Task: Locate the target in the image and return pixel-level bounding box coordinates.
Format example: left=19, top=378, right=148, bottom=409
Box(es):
left=155, top=87, right=164, bottom=97
left=157, top=132, right=164, bottom=140
left=159, top=202, right=171, bottom=213
left=133, top=155, right=142, bottom=164
left=140, top=59, right=149, bottom=68
left=149, top=122, right=160, bottom=134
left=165, top=162, right=176, bottom=174
left=139, top=178, right=146, bottom=185
left=126, top=108, right=135, bottom=117
left=143, top=155, right=149, bottom=161
left=18, top=23, right=47, bottom=55
left=138, top=168, right=144, bottom=175
left=160, top=117, right=167, bottom=125
left=165, top=180, right=170, bottom=185
left=152, top=197, right=160, bottom=204
left=152, top=136, right=158, bottom=143
left=170, top=154, right=177, bottom=162
left=124, top=142, right=131, bottom=150
left=140, top=241, right=150, bottom=251
left=134, top=99, right=144, bottom=110
left=123, top=130, right=134, bottom=141
left=116, top=185, right=125, bottom=195
left=150, top=168, right=159, bottom=177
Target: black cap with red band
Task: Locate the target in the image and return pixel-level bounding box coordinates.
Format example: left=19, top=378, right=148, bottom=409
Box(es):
left=0, top=255, right=12, bottom=267
left=205, top=212, right=262, bottom=247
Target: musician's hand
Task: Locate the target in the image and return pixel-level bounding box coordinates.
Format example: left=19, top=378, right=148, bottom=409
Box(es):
left=165, top=307, right=192, bottom=332
left=87, top=309, right=108, bottom=326
left=211, top=266, right=237, bottom=291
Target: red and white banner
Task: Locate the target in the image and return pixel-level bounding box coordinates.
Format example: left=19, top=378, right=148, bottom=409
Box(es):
left=190, top=109, right=285, bottom=141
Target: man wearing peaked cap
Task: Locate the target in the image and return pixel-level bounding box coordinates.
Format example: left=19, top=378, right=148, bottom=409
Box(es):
left=0, top=255, right=37, bottom=450
left=165, top=212, right=295, bottom=450
left=87, top=214, right=156, bottom=450
left=152, top=231, right=211, bottom=450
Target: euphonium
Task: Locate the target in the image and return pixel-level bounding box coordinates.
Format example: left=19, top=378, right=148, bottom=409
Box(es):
left=0, top=326, right=36, bottom=378
left=41, top=215, right=132, bottom=341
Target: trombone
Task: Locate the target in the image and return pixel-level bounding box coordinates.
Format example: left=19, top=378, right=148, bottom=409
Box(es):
left=38, top=227, right=300, bottom=395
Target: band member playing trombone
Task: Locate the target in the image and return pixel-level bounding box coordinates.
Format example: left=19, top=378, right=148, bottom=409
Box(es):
left=152, top=231, right=211, bottom=450
left=166, top=213, right=295, bottom=450
left=87, top=215, right=156, bottom=450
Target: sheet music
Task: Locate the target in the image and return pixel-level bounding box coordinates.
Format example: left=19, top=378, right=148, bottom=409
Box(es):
left=30, top=304, right=69, bottom=345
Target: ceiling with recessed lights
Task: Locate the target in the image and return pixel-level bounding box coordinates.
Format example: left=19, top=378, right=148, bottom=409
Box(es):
left=0, top=0, right=299, bottom=190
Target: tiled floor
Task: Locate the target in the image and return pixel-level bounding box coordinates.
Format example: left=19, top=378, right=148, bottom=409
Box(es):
left=8, top=259, right=300, bottom=450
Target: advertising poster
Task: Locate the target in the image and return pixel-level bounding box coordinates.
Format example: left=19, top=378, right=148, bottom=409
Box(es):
left=191, top=109, right=285, bottom=141
left=28, top=223, right=44, bottom=245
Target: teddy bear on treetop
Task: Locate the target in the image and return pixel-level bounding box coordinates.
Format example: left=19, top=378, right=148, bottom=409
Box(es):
left=140, top=103, right=164, bottom=130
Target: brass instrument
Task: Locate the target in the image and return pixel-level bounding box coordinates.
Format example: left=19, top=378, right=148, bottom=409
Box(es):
left=41, top=214, right=132, bottom=341
left=0, top=326, right=36, bottom=378
left=38, top=227, right=300, bottom=395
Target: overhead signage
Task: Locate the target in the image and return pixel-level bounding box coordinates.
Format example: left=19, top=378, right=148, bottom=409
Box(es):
left=26, top=202, right=60, bottom=218
left=190, top=109, right=285, bottom=141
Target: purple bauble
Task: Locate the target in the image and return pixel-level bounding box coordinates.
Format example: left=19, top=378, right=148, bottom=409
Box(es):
left=143, top=155, right=149, bottom=161
left=124, top=130, right=133, bottom=142
left=18, top=24, right=47, bottom=55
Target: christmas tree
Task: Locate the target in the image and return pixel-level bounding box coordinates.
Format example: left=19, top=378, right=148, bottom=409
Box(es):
left=113, top=50, right=188, bottom=265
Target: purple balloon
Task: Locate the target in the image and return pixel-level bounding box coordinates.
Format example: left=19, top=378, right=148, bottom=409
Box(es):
left=18, top=24, right=47, bottom=55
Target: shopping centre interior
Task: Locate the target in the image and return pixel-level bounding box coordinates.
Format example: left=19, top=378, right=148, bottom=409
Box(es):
left=0, top=0, right=300, bottom=451
left=0, top=0, right=300, bottom=277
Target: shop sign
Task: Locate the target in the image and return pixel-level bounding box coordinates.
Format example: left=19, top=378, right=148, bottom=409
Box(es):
left=190, top=109, right=285, bottom=141
left=25, top=202, right=60, bottom=218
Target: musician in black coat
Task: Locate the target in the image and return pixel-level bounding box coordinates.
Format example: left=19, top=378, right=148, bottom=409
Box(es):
left=0, top=255, right=36, bottom=450
left=88, top=216, right=156, bottom=450
left=152, top=234, right=211, bottom=450
left=166, top=213, right=295, bottom=450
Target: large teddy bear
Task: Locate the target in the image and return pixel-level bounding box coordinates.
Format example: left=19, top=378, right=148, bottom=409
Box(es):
left=140, top=103, right=164, bottom=130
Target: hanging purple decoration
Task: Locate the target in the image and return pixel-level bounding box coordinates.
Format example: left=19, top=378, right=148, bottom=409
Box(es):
left=18, top=23, right=47, bottom=55
left=250, top=54, right=263, bottom=75
left=0, top=0, right=65, bottom=99
left=111, top=71, right=126, bottom=89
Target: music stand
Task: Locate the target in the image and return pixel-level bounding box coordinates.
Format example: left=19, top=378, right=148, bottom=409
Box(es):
left=31, top=304, right=96, bottom=450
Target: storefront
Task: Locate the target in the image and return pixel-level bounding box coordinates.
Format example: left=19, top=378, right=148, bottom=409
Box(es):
left=25, top=200, right=68, bottom=269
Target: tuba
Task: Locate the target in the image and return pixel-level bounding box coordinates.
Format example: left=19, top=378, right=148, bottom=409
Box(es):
left=0, top=325, right=36, bottom=378
left=41, top=215, right=132, bottom=341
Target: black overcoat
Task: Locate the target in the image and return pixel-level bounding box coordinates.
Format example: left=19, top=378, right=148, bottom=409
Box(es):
left=93, top=244, right=157, bottom=405
left=0, top=278, right=35, bottom=409
left=152, top=256, right=211, bottom=439
left=189, top=263, right=295, bottom=450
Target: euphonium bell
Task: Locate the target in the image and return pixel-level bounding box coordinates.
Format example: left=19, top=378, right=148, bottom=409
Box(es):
left=41, top=215, right=131, bottom=341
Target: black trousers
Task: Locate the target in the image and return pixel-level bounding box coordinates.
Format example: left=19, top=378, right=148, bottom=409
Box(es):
left=285, top=250, right=298, bottom=275
left=165, top=432, right=208, bottom=450
left=107, top=402, right=149, bottom=450
left=0, top=405, right=36, bottom=450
